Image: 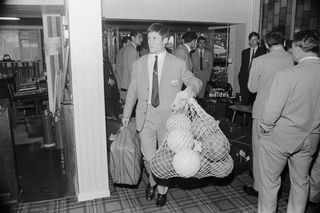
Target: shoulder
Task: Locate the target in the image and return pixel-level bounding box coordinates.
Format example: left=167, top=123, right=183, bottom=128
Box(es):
left=167, top=53, right=185, bottom=65
left=242, top=48, right=250, bottom=54
left=134, top=54, right=148, bottom=65
left=275, top=66, right=296, bottom=80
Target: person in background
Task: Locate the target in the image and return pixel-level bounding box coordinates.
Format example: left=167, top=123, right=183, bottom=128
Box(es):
left=244, top=31, right=294, bottom=197
left=122, top=23, right=201, bottom=207
left=258, top=30, right=320, bottom=213
left=120, top=30, right=143, bottom=101
left=190, top=36, right=213, bottom=98
left=173, top=31, right=197, bottom=71
left=115, top=36, right=131, bottom=91
left=238, top=32, right=266, bottom=105
left=103, top=45, right=120, bottom=120
left=1, top=54, right=14, bottom=62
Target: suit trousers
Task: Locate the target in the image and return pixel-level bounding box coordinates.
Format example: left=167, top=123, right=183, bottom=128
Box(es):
left=310, top=146, right=320, bottom=203
left=258, top=135, right=313, bottom=213
left=252, top=119, right=261, bottom=191
left=138, top=104, right=169, bottom=193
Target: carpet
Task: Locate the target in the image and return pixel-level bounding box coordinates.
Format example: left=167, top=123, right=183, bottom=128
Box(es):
left=12, top=171, right=290, bottom=213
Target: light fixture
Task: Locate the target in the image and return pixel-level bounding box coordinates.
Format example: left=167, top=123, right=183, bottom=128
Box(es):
left=0, top=17, right=21, bottom=21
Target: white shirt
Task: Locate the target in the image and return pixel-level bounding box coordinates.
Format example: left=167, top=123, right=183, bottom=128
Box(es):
left=148, top=50, right=166, bottom=104
left=250, top=47, right=257, bottom=62
left=184, top=43, right=192, bottom=53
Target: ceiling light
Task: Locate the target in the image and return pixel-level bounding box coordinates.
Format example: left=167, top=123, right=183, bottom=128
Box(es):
left=0, top=17, right=21, bottom=21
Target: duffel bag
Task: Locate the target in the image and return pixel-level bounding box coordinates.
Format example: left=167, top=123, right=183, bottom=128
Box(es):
left=109, top=119, right=142, bottom=186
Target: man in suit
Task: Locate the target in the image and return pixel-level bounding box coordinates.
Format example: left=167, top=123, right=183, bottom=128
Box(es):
left=122, top=23, right=202, bottom=207
left=244, top=31, right=294, bottom=197
left=120, top=31, right=143, bottom=101
left=258, top=30, right=320, bottom=213
left=190, top=36, right=213, bottom=98
left=238, top=32, right=266, bottom=105
left=115, top=36, right=131, bottom=91
left=173, top=31, right=197, bottom=71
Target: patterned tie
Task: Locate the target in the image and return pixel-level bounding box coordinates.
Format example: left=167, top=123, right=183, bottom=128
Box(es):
left=200, top=50, right=203, bottom=70
left=151, top=55, right=159, bottom=107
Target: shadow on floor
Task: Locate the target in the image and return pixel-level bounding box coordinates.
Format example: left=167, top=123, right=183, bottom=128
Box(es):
left=14, top=142, right=67, bottom=202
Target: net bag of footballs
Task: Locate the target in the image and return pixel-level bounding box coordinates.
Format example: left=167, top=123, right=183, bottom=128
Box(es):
left=151, top=97, right=233, bottom=179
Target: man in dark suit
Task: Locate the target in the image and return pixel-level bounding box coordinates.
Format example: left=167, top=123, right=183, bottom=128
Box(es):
left=238, top=32, right=266, bottom=105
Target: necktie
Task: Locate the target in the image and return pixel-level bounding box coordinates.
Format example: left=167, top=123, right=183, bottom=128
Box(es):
left=200, top=50, right=203, bottom=70
left=151, top=55, right=159, bottom=107
left=249, top=48, right=255, bottom=70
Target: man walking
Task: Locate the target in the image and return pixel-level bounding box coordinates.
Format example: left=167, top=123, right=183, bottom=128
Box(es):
left=122, top=23, right=201, bottom=207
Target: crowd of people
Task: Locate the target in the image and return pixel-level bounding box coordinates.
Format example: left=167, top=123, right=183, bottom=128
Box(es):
left=103, top=22, right=320, bottom=212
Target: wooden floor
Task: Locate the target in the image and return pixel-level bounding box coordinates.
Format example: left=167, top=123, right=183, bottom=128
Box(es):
left=13, top=124, right=67, bottom=203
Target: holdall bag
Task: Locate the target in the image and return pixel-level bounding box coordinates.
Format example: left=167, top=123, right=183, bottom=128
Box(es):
left=109, top=119, right=142, bottom=186
left=229, top=140, right=252, bottom=176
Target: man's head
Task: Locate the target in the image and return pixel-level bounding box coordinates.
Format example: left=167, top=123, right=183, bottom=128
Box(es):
left=130, top=30, right=143, bottom=46
left=292, top=30, right=320, bottom=62
left=197, top=36, right=207, bottom=50
left=182, top=32, right=197, bottom=49
left=248, top=32, right=260, bottom=48
left=265, top=31, right=285, bottom=49
left=147, top=23, right=170, bottom=54
left=122, top=36, right=131, bottom=46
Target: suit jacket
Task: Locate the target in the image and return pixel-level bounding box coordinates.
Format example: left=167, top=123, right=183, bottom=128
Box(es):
left=115, top=47, right=125, bottom=89
left=123, top=52, right=202, bottom=132
left=121, top=42, right=139, bottom=89
left=248, top=47, right=294, bottom=119
left=191, top=48, right=213, bottom=97
left=261, top=57, right=320, bottom=153
left=173, top=44, right=193, bottom=71
left=238, top=46, right=266, bottom=85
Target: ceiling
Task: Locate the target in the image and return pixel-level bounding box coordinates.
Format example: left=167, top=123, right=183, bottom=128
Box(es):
left=0, top=4, right=63, bottom=26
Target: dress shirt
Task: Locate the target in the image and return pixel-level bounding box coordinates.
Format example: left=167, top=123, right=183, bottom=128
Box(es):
left=148, top=50, right=166, bottom=104
left=250, top=47, right=257, bottom=63
left=184, top=43, right=192, bottom=53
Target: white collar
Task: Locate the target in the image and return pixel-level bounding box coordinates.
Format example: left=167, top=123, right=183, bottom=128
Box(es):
left=131, top=42, right=137, bottom=49
left=184, top=44, right=191, bottom=53
left=149, top=50, right=166, bottom=60
left=299, top=56, right=320, bottom=63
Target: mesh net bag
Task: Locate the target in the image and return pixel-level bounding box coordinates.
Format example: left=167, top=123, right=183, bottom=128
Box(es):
left=150, top=97, right=233, bottom=179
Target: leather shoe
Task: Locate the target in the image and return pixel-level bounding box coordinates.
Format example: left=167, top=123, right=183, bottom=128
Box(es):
left=156, top=193, right=167, bottom=207
left=145, top=184, right=156, bottom=201
left=243, top=186, right=258, bottom=197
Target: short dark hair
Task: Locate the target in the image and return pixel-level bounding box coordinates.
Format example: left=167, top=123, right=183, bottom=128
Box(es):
left=197, top=36, right=206, bottom=43
left=265, top=31, right=285, bottom=47
left=147, top=23, right=170, bottom=39
left=249, top=31, right=260, bottom=40
left=182, top=32, right=197, bottom=43
left=293, top=30, right=320, bottom=54
left=122, top=36, right=131, bottom=44
left=130, top=30, right=141, bottom=38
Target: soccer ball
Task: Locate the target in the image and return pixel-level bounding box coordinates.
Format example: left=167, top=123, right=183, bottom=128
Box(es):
left=173, top=149, right=201, bottom=178
left=167, top=128, right=193, bottom=153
